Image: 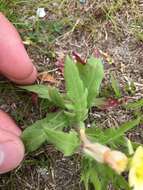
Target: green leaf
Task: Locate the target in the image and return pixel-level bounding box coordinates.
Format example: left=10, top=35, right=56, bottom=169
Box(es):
left=91, top=98, right=106, bottom=108
left=48, top=86, right=65, bottom=108
left=86, top=118, right=140, bottom=144
left=64, top=56, right=88, bottom=121
left=81, top=157, right=129, bottom=190
left=99, top=162, right=130, bottom=190
left=20, top=85, right=65, bottom=108
left=90, top=167, right=101, bottom=190
left=81, top=157, right=102, bottom=190
left=124, top=98, right=143, bottom=110
left=110, top=73, right=122, bottom=98
left=81, top=169, right=90, bottom=190
left=77, top=56, right=104, bottom=107
left=81, top=157, right=93, bottom=190
left=81, top=154, right=130, bottom=190
left=64, top=56, right=86, bottom=102
left=102, top=118, right=140, bottom=144
left=20, top=85, right=50, bottom=99
left=114, top=173, right=131, bottom=190
left=43, top=128, right=80, bottom=156
left=22, top=112, right=68, bottom=152
left=22, top=125, right=46, bottom=153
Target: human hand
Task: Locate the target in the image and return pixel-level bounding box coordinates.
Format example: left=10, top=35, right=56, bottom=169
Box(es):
left=0, top=12, right=37, bottom=84
left=0, top=13, right=37, bottom=173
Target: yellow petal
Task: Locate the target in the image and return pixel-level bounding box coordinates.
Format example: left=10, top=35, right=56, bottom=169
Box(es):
left=131, top=146, right=143, bottom=167
left=129, top=146, right=143, bottom=190
left=129, top=167, right=137, bottom=187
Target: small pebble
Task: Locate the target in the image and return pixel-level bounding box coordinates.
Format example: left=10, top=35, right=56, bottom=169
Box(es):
left=79, top=0, right=86, bottom=4
left=87, top=124, right=91, bottom=128
left=36, top=8, right=46, bottom=18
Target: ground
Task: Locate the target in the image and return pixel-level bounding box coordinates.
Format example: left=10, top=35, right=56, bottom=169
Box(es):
left=0, top=0, right=143, bottom=189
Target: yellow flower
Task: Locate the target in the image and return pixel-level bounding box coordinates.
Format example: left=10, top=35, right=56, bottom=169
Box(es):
left=129, top=146, right=143, bottom=190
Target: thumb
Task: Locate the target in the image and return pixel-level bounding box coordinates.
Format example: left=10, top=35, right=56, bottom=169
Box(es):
left=0, top=130, right=24, bottom=174
left=0, top=110, right=25, bottom=174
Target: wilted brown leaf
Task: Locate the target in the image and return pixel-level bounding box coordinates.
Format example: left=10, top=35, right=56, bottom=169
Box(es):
left=98, top=49, right=114, bottom=64
left=38, top=72, right=58, bottom=84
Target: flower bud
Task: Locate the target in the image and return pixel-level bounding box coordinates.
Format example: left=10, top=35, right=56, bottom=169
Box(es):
left=104, top=150, right=128, bottom=174
left=80, top=128, right=128, bottom=174
left=83, top=142, right=110, bottom=163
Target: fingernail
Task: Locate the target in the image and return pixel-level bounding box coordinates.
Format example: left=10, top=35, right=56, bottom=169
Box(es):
left=0, top=145, right=5, bottom=166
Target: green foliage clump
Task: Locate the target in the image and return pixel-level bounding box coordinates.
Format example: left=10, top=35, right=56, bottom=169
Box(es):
left=21, top=55, right=141, bottom=190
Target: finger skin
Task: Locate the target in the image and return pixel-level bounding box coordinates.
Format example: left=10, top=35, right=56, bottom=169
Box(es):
left=0, top=110, right=25, bottom=174
left=0, top=110, right=21, bottom=136
left=0, top=129, right=25, bottom=174
left=0, top=12, right=37, bottom=84
left=5, top=65, right=37, bottom=85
